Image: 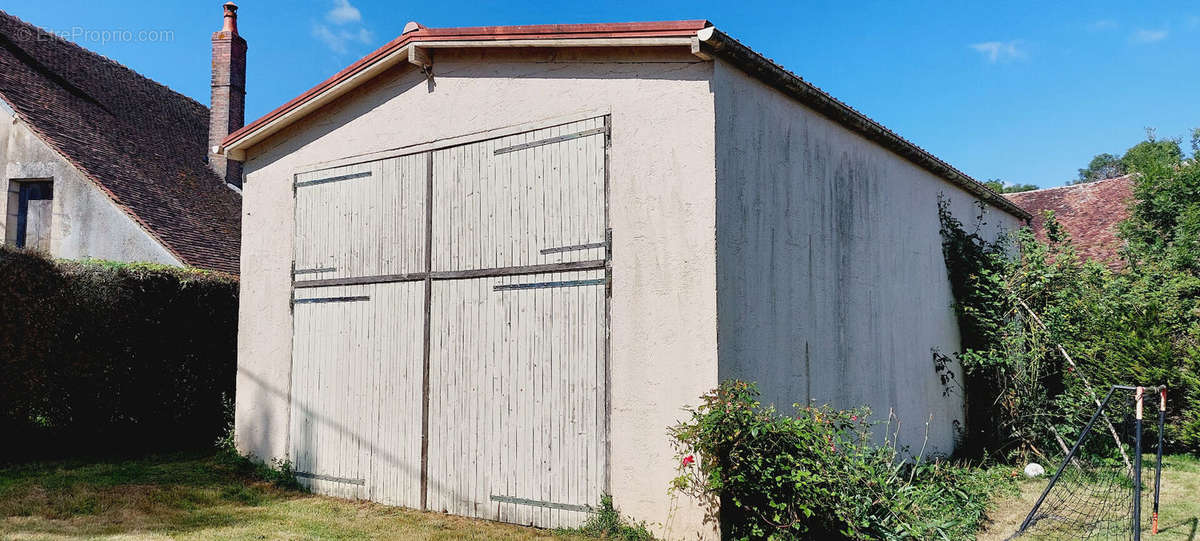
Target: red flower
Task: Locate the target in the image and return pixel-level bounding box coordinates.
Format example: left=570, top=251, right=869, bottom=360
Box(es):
left=850, top=415, right=858, bottom=422
left=682, top=455, right=695, bottom=467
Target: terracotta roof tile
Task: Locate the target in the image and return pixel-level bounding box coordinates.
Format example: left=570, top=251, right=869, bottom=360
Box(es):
left=0, top=11, right=240, bottom=274
left=1004, top=175, right=1134, bottom=270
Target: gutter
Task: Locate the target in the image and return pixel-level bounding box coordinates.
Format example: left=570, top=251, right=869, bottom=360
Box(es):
left=694, top=27, right=1031, bottom=220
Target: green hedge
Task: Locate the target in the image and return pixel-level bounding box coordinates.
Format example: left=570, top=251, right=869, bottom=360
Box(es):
left=0, top=246, right=237, bottom=460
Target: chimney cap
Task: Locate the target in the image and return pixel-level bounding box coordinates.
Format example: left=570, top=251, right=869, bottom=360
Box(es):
left=221, top=2, right=239, bottom=34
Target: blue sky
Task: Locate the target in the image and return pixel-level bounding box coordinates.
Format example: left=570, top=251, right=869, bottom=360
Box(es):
left=7, top=1, right=1198, bottom=188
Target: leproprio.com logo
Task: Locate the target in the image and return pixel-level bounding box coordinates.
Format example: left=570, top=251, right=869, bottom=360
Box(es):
left=14, top=25, right=174, bottom=44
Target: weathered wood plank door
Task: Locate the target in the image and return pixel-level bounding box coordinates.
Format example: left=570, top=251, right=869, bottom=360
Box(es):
left=427, top=117, right=609, bottom=527
left=290, top=155, right=427, bottom=507
left=289, top=116, right=609, bottom=529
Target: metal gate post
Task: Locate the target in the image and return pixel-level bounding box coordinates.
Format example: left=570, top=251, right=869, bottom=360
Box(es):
left=1134, top=386, right=1144, bottom=541
left=1153, top=386, right=1165, bottom=535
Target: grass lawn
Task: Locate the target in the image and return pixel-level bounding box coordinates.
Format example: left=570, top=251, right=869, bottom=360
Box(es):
left=0, top=451, right=600, bottom=540
left=979, top=454, right=1200, bottom=541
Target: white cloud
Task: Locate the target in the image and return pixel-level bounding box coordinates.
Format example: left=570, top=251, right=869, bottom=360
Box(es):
left=313, top=0, right=372, bottom=54
left=327, top=0, right=362, bottom=25
left=1088, top=20, right=1118, bottom=31
left=1131, top=28, right=1168, bottom=43
left=969, top=40, right=1026, bottom=63
left=312, top=23, right=373, bottom=54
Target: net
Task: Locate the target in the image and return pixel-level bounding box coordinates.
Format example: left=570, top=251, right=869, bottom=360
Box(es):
left=1010, top=386, right=1162, bottom=541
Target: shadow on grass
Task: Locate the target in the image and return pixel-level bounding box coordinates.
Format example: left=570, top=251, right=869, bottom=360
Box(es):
left=979, top=454, right=1200, bottom=541
left=0, top=451, right=594, bottom=541
left=1157, top=517, right=1199, bottom=541
left=0, top=450, right=305, bottom=538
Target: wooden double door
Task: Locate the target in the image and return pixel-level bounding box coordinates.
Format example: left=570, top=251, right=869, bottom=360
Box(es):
left=288, top=116, right=610, bottom=527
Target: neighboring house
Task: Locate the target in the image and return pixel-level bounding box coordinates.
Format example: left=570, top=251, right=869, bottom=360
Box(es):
left=1005, top=175, right=1134, bottom=269
left=0, top=4, right=244, bottom=274
left=222, top=21, right=1028, bottom=537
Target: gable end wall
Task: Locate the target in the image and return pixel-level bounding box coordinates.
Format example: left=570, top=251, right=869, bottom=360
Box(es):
left=0, top=110, right=180, bottom=265
left=235, top=47, right=721, bottom=540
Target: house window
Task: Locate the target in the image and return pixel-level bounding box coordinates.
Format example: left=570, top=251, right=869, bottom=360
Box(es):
left=5, top=179, right=53, bottom=251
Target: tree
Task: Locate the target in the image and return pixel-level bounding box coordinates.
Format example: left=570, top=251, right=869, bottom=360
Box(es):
left=1120, top=130, right=1200, bottom=271
left=1075, top=153, right=1126, bottom=184
left=1121, top=134, right=1183, bottom=174
left=1074, top=128, right=1186, bottom=185
left=983, top=178, right=1038, bottom=193
left=1112, top=129, right=1200, bottom=448
left=941, top=156, right=1200, bottom=455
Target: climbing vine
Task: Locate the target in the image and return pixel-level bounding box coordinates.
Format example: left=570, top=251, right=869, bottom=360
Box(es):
left=938, top=192, right=1200, bottom=459
left=937, top=195, right=1056, bottom=458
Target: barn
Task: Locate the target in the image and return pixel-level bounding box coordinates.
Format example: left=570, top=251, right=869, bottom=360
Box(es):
left=223, top=20, right=1029, bottom=538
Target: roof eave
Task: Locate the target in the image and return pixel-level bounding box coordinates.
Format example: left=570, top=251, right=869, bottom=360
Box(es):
left=220, top=28, right=704, bottom=158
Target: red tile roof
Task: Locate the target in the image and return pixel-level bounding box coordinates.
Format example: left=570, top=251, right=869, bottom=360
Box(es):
left=1004, top=175, right=1134, bottom=269
left=0, top=11, right=240, bottom=274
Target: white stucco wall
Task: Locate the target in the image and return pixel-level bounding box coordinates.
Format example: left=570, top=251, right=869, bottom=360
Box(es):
left=711, top=61, right=1020, bottom=455
left=235, top=47, right=719, bottom=539
left=0, top=108, right=179, bottom=265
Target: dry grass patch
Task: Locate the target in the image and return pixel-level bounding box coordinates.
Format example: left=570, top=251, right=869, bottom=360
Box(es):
left=0, top=452, right=598, bottom=540
left=979, top=454, right=1200, bottom=541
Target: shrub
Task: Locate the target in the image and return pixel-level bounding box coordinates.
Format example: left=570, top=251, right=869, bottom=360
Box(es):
left=556, top=494, right=657, bottom=540
left=669, top=381, right=1014, bottom=541
left=213, top=395, right=302, bottom=492
left=214, top=448, right=304, bottom=492
left=0, top=246, right=238, bottom=461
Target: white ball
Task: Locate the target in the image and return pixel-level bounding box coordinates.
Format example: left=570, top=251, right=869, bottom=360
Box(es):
left=1024, top=463, right=1046, bottom=477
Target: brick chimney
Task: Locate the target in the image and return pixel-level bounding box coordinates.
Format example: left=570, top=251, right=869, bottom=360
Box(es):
left=209, top=2, right=246, bottom=186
